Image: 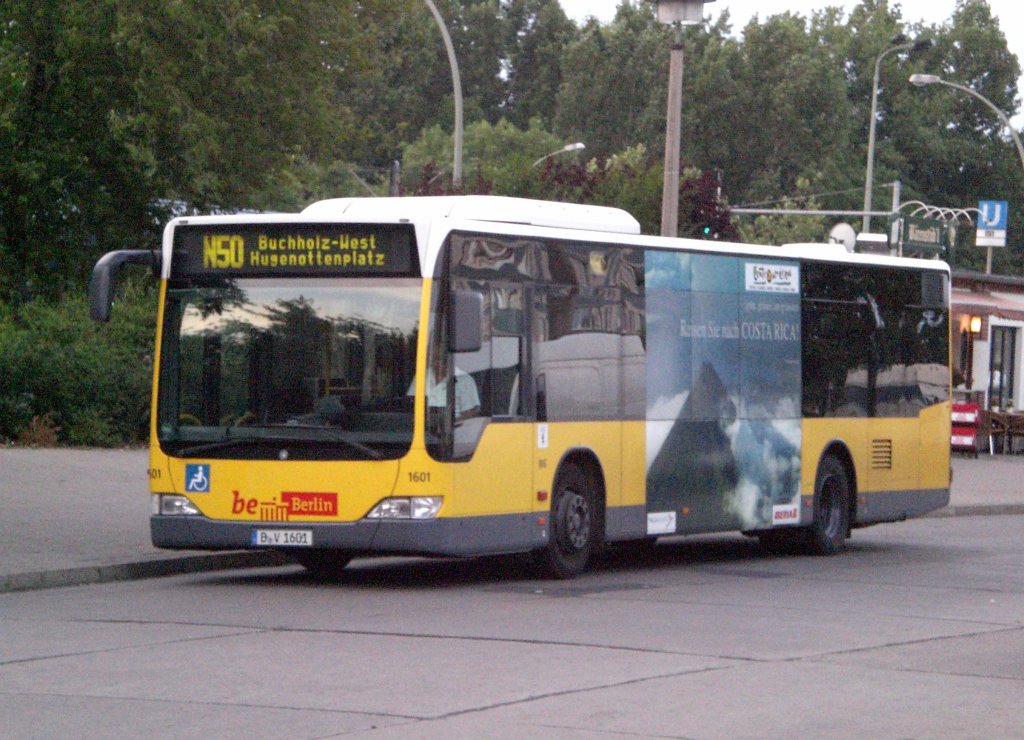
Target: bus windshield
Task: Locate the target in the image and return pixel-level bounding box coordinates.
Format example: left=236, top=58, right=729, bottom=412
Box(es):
left=157, top=277, right=421, bottom=460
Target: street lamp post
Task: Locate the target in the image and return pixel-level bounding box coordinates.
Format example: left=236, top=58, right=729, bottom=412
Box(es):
left=862, top=35, right=932, bottom=233
left=531, top=142, right=586, bottom=168
left=909, top=73, right=1024, bottom=273
left=423, top=0, right=463, bottom=188
left=648, top=0, right=714, bottom=237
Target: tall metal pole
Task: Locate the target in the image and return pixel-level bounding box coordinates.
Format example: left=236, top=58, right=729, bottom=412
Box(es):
left=424, top=0, right=463, bottom=188
left=660, top=26, right=684, bottom=237
left=891, top=179, right=902, bottom=255
left=863, top=40, right=916, bottom=234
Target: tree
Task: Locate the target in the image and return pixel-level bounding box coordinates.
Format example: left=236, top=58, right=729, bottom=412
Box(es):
left=538, top=145, right=736, bottom=238
left=0, top=0, right=378, bottom=302
left=113, top=0, right=356, bottom=210
left=884, top=1, right=1023, bottom=269
left=736, top=179, right=829, bottom=245
left=0, top=1, right=157, bottom=303
left=334, top=1, right=457, bottom=166
left=402, top=117, right=565, bottom=194
left=503, top=0, right=578, bottom=129
left=712, top=10, right=858, bottom=204
left=554, top=4, right=670, bottom=160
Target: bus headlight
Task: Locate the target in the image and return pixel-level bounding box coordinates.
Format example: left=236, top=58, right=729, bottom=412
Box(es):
left=154, top=494, right=201, bottom=516
left=366, top=497, right=442, bottom=520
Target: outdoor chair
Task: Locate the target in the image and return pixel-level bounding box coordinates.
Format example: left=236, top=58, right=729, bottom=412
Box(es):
left=976, top=409, right=999, bottom=455
left=1004, top=412, right=1024, bottom=454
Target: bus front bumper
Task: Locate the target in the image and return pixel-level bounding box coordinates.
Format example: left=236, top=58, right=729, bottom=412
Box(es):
left=151, top=513, right=546, bottom=557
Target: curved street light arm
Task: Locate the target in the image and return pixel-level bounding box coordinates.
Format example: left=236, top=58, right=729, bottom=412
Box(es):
left=910, top=74, right=1024, bottom=174
left=424, top=0, right=463, bottom=188
left=531, top=142, right=586, bottom=168
left=944, top=80, right=1024, bottom=174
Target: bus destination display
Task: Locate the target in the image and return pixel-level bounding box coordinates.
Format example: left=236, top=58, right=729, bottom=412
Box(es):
left=172, top=224, right=417, bottom=277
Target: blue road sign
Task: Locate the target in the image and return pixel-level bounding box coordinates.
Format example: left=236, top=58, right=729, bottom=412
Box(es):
left=978, top=200, right=1008, bottom=230
left=977, top=200, right=1009, bottom=247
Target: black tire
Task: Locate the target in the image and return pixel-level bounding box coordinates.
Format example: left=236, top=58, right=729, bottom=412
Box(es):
left=534, top=464, right=599, bottom=579
left=804, top=454, right=851, bottom=555
left=292, top=549, right=353, bottom=578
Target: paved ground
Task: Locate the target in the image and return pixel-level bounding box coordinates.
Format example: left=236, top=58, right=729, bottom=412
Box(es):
left=0, top=447, right=1020, bottom=593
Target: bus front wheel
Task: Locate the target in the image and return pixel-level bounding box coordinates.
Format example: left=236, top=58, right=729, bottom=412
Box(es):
left=534, top=464, right=597, bottom=579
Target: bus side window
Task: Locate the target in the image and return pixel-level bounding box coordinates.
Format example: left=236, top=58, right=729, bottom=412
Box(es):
left=451, top=289, right=524, bottom=420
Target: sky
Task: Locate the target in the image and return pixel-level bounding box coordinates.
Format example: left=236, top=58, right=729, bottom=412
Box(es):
left=558, top=1, right=1024, bottom=122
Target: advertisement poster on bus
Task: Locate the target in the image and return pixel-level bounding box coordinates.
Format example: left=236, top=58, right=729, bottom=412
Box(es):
left=645, top=252, right=802, bottom=535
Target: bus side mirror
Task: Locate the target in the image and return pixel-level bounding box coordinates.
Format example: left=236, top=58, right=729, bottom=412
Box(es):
left=448, top=290, right=483, bottom=353
left=89, top=250, right=159, bottom=322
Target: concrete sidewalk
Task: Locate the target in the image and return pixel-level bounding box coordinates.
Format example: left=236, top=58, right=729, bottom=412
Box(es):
left=0, top=447, right=1020, bottom=593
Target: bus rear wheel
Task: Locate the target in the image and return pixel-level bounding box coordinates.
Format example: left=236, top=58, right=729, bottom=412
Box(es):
left=804, top=454, right=851, bottom=555
left=292, top=549, right=353, bottom=578
left=534, top=464, right=598, bottom=579
left=758, top=454, right=851, bottom=556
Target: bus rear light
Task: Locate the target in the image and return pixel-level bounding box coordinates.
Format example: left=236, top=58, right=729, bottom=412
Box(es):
left=155, top=494, right=200, bottom=516
left=366, top=497, right=442, bottom=520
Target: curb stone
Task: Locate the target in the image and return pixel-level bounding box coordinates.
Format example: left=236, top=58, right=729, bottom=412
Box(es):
left=0, top=551, right=291, bottom=594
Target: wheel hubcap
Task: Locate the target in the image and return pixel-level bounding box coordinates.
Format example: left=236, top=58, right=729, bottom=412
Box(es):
left=559, top=489, right=590, bottom=552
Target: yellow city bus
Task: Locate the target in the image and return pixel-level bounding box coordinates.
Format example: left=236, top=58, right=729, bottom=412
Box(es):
left=90, top=196, right=951, bottom=578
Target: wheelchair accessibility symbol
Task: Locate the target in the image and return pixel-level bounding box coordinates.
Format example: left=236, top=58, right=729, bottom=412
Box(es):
left=185, top=464, right=210, bottom=493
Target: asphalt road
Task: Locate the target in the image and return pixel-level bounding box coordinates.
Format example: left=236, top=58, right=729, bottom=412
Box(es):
left=2, top=447, right=1023, bottom=593
left=0, top=513, right=1021, bottom=738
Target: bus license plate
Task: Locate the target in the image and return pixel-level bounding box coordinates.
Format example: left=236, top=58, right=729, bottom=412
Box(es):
left=251, top=529, right=313, bottom=547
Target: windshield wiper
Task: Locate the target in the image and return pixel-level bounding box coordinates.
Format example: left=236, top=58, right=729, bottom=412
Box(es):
left=264, top=424, right=384, bottom=460
left=177, top=436, right=255, bottom=457
left=176, top=428, right=383, bottom=460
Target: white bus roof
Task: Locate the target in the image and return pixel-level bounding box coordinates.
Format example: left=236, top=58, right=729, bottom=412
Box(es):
left=163, top=196, right=948, bottom=279
left=302, top=195, right=642, bottom=235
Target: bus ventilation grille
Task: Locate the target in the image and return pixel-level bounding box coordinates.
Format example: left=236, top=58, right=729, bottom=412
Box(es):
left=871, top=439, right=894, bottom=470
left=920, top=272, right=947, bottom=309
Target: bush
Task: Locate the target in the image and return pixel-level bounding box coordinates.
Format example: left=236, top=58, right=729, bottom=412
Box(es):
left=16, top=414, right=61, bottom=447
left=0, top=281, right=156, bottom=446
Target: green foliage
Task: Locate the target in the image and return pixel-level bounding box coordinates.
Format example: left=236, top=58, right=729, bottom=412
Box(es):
left=738, top=211, right=829, bottom=247
left=3, top=0, right=1024, bottom=445
left=0, top=282, right=156, bottom=446
left=112, top=0, right=357, bottom=209
left=554, top=4, right=670, bottom=160
left=536, top=146, right=735, bottom=238
left=0, top=0, right=371, bottom=304
left=400, top=123, right=735, bottom=237
left=737, top=178, right=829, bottom=245
left=504, top=0, right=578, bottom=129
left=403, top=118, right=566, bottom=195
left=0, top=1, right=159, bottom=303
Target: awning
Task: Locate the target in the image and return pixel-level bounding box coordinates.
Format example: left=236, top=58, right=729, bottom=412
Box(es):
left=951, top=289, right=1024, bottom=317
